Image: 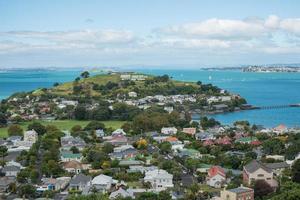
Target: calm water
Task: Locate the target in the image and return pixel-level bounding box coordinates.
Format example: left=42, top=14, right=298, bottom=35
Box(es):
left=1, top=68, right=300, bottom=127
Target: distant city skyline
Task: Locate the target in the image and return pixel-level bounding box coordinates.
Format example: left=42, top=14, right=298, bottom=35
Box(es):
left=1, top=0, right=300, bottom=68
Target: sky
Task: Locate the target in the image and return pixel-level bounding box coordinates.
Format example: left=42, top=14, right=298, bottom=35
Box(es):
left=1, top=0, right=300, bottom=68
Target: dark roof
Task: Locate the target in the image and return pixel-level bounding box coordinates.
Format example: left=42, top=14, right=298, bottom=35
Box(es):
left=244, top=160, right=272, bottom=173
left=265, top=162, right=289, bottom=169
left=181, top=174, right=195, bottom=187
left=69, top=174, right=91, bottom=185
left=2, top=165, right=20, bottom=172
left=228, top=187, right=253, bottom=194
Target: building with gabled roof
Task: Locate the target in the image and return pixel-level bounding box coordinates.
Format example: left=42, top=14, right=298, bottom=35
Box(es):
left=243, top=160, right=278, bottom=188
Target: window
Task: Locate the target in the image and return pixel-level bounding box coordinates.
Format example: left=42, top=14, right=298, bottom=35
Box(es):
left=257, top=174, right=264, bottom=177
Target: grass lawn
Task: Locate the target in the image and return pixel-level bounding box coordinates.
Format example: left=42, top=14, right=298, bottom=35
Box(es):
left=0, top=120, right=125, bottom=138
left=198, top=184, right=222, bottom=193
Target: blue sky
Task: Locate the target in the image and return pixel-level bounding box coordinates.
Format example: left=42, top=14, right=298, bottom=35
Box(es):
left=1, top=0, right=300, bottom=68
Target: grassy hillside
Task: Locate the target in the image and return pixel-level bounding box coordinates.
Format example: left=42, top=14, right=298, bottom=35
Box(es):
left=0, top=120, right=125, bottom=138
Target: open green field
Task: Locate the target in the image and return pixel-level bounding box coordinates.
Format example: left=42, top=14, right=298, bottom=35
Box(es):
left=0, top=120, right=125, bottom=138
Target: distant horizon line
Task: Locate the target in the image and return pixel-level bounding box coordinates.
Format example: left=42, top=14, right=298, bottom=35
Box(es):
left=1, top=63, right=300, bottom=71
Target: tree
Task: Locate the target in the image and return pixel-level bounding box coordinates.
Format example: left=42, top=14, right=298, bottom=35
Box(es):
left=18, top=184, right=36, bottom=198
left=81, top=71, right=90, bottom=78
left=84, top=121, right=105, bottom=131
left=71, top=125, right=82, bottom=134
left=158, top=191, right=172, bottom=200
left=158, top=142, right=172, bottom=154
left=28, top=122, right=47, bottom=135
left=254, top=180, right=274, bottom=199
left=200, top=117, right=220, bottom=130
left=74, top=105, right=88, bottom=120
left=292, top=159, right=300, bottom=183
left=7, top=124, right=23, bottom=137
left=53, top=82, right=60, bottom=87
left=263, top=138, right=285, bottom=155
left=70, top=146, right=80, bottom=154
left=0, top=145, right=8, bottom=167
left=102, top=143, right=114, bottom=154
left=0, top=112, right=7, bottom=127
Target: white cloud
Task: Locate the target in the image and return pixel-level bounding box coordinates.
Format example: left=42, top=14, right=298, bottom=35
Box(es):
left=1, top=16, right=300, bottom=66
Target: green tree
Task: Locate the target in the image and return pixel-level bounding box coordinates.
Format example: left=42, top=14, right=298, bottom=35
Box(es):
left=0, top=112, right=7, bottom=127
left=84, top=121, right=105, bottom=131
left=0, top=145, right=8, bottom=167
left=7, top=124, right=23, bottom=137
left=254, top=180, right=274, bottom=199
left=18, top=184, right=36, bottom=198
left=292, top=159, right=300, bottom=183
left=102, top=143, right=114, bottom=154
left=28, top=122, right=47, bottom=135
left=74, top=105, right=88, bottom=120
left=70, top=146, right=80, bottom=154
left=158, top=142, right=172, bottom=154
left=81, top=71, right=90, bottom=78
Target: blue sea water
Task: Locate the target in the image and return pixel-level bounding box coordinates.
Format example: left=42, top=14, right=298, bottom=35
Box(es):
left=1, top=68, right=300, bottom=127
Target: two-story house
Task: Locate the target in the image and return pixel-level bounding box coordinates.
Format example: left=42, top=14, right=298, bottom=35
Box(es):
left=243, top=160, right=278, bottom=189
left=144, top=169, right=174, bottom=192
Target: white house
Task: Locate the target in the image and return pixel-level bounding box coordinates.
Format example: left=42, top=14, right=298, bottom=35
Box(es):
left=92, top=174, right=117, bottom=192
left=24, top=130, right=38, bottom=143
left=161, top=127, right=178, bottom=135
left=112, top=129, right=127, bottom=136
left=206, top=166, right=227, bottom=188
left=144, top=169, right=174, bottom=192
left=128, top=91, right=137, bottom=98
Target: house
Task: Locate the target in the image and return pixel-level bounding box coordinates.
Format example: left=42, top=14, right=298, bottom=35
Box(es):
left=243, top=160, right=278, bottom=188
left=105, top=135, right=128, bottom=146
left=203, top=139, right=214, bottom=146
left=213, top=104, right=229, bottom=111
left=161, top=127, right=178, bottom=135
left=182, top=128, right=196, bottom=136
left=215, top=136, right=231, bottom=145
left=95, top=129, right=105, bottom=138
left=7, top=136, right=22, bottom=145
left=2, top=165, right=20, bottom=177
left=264, top=162, right=290, bottom=176
left=235, top=137, right=259, bottom=144
left=273, top=124, right=288, bottom=135
left=177, top=148, right=201, bottom=159
left=0, top=176, right=15, bottom=192
left=195, top=132, right=215, bottom=141
left=128, top=91, right=137, bottom=98
left=109, top=188, right=134, bottom=199
left=92, top=174, right=117, bottom=192
left=60, top=136, right=86, bottom=151
left=69, top=174, right=92, bottom=192
left=164, top=106, right=174, bottom=113
left=37, top=177, right=71, bottom=191
left=112, top=129, right=127, bottom=136
left=144, top=169, right=174, bottom=192
left=62, top=160, right=84, bottom=174
left=110, top=147, right=138, bottom=160
left=180, top=174, right=196, bottom=188
left=127, top=165, right=158, bottom=173
left=23, top=130, right=38, bottom=143
left=60, top=151, right=83, bottom=162
left=206, top=166, right=226, bottom=188
left=220, top=185, right=254, bottom=200
left=164, top=136, right=181, bottom=145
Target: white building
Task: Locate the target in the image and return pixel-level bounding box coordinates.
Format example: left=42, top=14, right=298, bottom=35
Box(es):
left=92, top=174, right=117, bottom=192
left=144, top=169, right=173, bottom=191
left=128, top=91, right=137, bottom=98
left=161, top=127, right=178, bottom=135
left=24, top=130, right=38, bottom=143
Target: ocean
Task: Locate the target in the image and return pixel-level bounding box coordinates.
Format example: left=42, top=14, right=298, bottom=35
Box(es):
left=1, top=68, right=300, bottom=127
